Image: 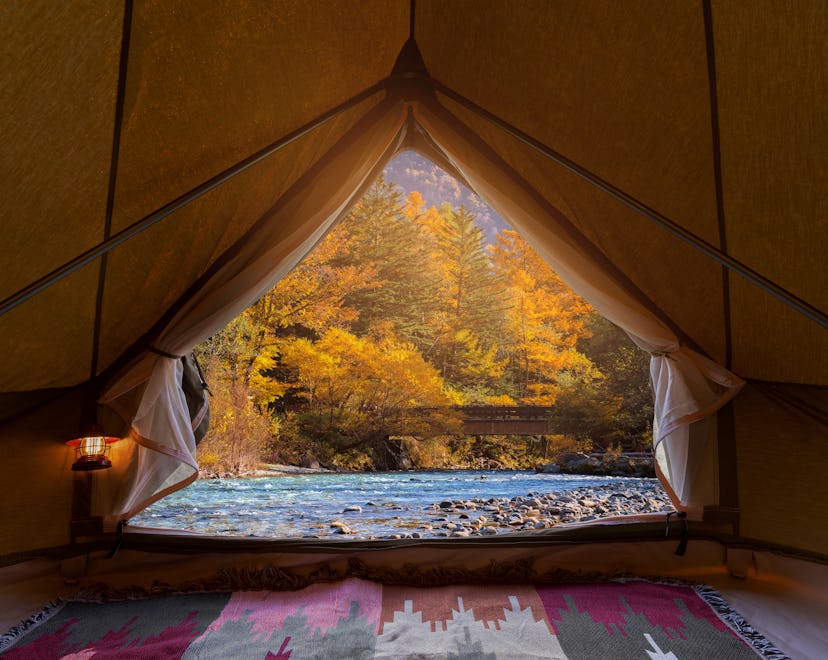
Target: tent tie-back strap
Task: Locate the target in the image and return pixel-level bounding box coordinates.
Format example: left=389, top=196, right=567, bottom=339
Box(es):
left=147, top=346, right=182, bottom=360
left=422, top=75, right=828, bottom=331
left=147, top=347, right=212, bottom=396
left=665, top=511, right=689, bottom=556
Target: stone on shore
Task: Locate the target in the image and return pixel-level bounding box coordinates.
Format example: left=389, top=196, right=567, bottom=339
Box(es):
left=538, top=462, right=561, bottom=473
left=415, top=482, right=673, bottom=540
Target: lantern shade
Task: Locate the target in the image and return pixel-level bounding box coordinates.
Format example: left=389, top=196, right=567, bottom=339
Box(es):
left=66, top=426, right=120, bottom=471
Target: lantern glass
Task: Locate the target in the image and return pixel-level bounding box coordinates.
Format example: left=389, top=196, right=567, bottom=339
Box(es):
left=79, top=435, right=106, bottom=457
left=66, top=427, right=119, bottom=471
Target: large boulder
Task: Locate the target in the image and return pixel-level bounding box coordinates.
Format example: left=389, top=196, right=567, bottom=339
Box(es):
left=558, top=452, right=601, bottom=474
left=537, top=462, right=561, bottom=474
left=555, top=451, right=655, bottom=477
left=299, top=454, right=321, bottom=469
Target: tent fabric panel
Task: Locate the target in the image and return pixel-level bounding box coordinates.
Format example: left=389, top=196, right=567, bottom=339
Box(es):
left=0, top=1, right=123, bottom=299
left=111, top=0, right=408, bottom=233
left=713, top=0, right=828, bottom=314
left=438, top=95, right=728, bottom=365
left=735, top=384, right=828, bottom=556
left=730, top=279, right=828, bottom=385
left=97, top=97, right=381, bottom=374
left=417, top=0, right=720, bottom=245
left=0, top=264, right=100, bottom=392
left=0, top=390, right=81, bottom=556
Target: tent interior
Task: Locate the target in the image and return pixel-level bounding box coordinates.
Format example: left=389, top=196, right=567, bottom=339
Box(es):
left=1, top=1, right=826, bottom=656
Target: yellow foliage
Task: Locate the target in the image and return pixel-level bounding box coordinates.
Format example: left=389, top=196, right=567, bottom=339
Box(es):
left=195, top=377, right=275, bottom=474
left=485, top=393, right=517, bottom=405
left=489, top=229, right=597, bottom=404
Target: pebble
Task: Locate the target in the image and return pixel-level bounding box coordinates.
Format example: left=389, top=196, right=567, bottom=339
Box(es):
left=410, top=484, right=673, bottom=540
left=320, top=484, right=672, bottom=541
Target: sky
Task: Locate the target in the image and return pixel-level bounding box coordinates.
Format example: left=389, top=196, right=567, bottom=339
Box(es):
left=383, top=150, right=510, bottom=245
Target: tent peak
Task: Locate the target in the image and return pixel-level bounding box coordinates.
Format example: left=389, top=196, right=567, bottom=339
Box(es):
left=390, top=37, right=429, bottom=80
left=388, top=38, right=434, bottom=103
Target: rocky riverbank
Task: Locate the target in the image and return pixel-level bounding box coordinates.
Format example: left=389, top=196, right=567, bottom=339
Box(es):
left=199, top=463, right=334, bottom=480
left=538, top=452, right=655, bottom=478
left=328, top=482, right=674, bottom=539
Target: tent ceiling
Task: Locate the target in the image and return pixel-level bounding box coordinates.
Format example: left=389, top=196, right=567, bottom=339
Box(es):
left=0, top=0, right=825, bottom=397
left=418, top=1, right=720, bottom=244
left=112, top=0, right=407, bottom=232
left=0, top=3, right=123, bottom=299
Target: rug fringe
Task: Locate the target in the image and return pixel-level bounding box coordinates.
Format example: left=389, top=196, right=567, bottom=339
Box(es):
left=0, top=599, right=65, bottom=653
left=695, top=584, right=791, bottom=660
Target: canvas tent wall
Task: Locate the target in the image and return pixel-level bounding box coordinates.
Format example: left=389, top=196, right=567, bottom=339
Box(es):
left=0, top=0, right=825, bottom=563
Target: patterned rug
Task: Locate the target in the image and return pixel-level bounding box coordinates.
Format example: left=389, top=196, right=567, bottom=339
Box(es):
left=1, top=578, right=786, bottom=658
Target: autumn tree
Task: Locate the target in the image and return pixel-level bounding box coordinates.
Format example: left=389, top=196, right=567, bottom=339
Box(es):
left=193, top=162, right=653, bottom=472
left=276, top=327, right=461, bottom=469
left=552, top=314, right=653, bottom=451
left=194, top=215, right=381, bottom=470
left=489, top=229, right=597, bottom=405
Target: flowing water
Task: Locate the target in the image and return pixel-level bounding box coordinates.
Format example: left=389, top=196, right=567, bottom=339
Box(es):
left=130, top=471, right=662, bottom=538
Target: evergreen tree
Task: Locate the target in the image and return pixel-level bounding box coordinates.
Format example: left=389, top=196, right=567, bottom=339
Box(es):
left=334, top=176, right=441, bottom=346
left=423, top=204, right=507, bottom=395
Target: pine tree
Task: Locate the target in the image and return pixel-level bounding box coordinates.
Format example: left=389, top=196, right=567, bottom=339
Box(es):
left=334, top=176, right=441, bottom=346
left=424, top=204, right=507, bottom=396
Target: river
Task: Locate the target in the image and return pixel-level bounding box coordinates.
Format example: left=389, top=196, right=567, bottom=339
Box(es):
left=129, top=471, right=666, bottom=539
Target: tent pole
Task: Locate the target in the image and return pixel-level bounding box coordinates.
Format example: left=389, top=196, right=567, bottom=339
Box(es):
left=702, top=0, right=733, bottom=370
left=703, top=0, right=739, bottom=529
left=425, top=76, right=828, bottom=330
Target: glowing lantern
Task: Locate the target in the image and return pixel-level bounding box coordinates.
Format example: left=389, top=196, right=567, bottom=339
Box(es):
left=66, top=425, right=119, bottom=471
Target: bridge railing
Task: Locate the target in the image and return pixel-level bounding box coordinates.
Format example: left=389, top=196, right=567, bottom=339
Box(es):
left=411, top=405, right=555, bottom=420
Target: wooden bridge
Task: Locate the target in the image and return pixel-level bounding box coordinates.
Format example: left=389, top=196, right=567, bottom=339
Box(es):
left=413, top=406, right=556, bottom=436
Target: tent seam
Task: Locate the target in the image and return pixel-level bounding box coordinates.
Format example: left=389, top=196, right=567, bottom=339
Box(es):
left=89, top=0, right=134, bottom=384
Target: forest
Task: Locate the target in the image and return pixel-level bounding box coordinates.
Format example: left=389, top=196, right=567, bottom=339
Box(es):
left=194, top=175, right=653, bottom=474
